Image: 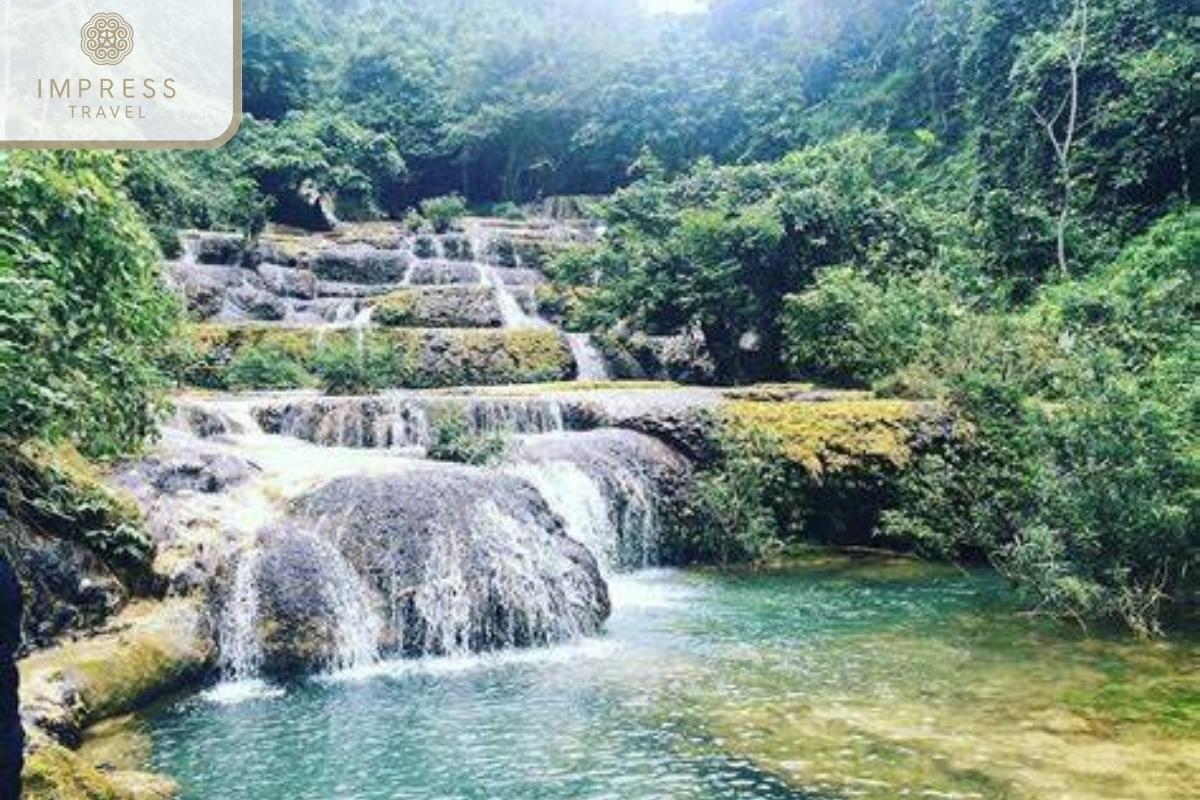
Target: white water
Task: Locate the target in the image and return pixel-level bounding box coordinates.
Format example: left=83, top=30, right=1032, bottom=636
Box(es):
left=305, top=530, right=383, bottom=672
left=506, top=461, right=615, bottom=572
left=218, top=548, right=264, bottom=682
left=565, top=333, right=610, bottom=380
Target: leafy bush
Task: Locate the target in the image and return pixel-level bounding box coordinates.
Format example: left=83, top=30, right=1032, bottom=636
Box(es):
left=490, top=201, right=524, bottom=220
left=782, top=267, right=960, bottom=387
left=225, top=344, right=312, bottom=390
left=674, top=428, right=785, bottom=564
left=426, top=408, right=507, bottom=465
left=419, top=195, right=468, bottom=234
left=0, top=152, right=180, bottom=457
left=879, top=212, right=1199, bottom=634
left=311, top=340, right=398, bottom=395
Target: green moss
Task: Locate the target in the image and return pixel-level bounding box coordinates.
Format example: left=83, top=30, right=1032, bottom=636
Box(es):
left=180, top=324, right=573, bottom=390
left=22, top=740, right=128, bottom=800
left=21, top=600, right=215, bottom=729
left=0, top=441, right=153, bottom=580
left=22, top=738, right=177, bottom=800
left=371, top=291, right=420, bottom=327
left=720, top=399, right=929, bottom=476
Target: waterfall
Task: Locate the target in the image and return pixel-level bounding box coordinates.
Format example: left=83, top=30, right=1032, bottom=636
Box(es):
left=304, top=531, right=382, bottom=673
left=254, top=396, right=567, bottom=449
left=461, top=398, right=564, bottom=436
left=505, top=462, right=616, bottom=572
left=218, top=528, right=383, bottom=680
left=565, top=333, right=610, bottom=381
left=508, top=430, right=680, bottom=572
left=481, top=265, right=545, bottom=329
left=218, top=548, right=264, bottom=681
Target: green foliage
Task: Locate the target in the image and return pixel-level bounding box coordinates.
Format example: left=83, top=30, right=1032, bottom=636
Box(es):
left=879, top=211, right=1199, bottom=634
left=782, top=267, right=961, bottom=387
left=225, top=344, right=312, bottom=390
left=426, top=408, right=508, bottom=466
left=0, top=152, right=180, bottom=457
left=557, top=134, right=938, bottom=381
left=0, top=441, right=154, bottom=577
left=674, top=428, right=785, bottom=565
left=418, top=194, right=468, bottom=233
left=310, top=340, right=398, bottom=395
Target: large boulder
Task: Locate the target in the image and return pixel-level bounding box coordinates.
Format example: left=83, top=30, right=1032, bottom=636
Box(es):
left=232, top=465, right=610, bottom=675
left=182, top=232, right=244, bottom=266
left=255, top=263, right=317, bottom=300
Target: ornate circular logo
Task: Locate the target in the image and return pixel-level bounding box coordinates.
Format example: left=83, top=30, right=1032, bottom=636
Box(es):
left=80, top=13, right=134, bottom=66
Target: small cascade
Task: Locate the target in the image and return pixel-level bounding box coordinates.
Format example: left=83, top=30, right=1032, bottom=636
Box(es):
left=481, top=265, right=545, bottom=329
left=461, top=397, right=564, bottom=437
left=352, top=305, right=374, bottom=353
left=303, top=531, right=383, bottom=672
left=505, top=462, right=615, bottom=572
left=509, top=429, right=688, bottom=572
left=253, top=396, right=566, bottom=449
left=224, top=526, right=384, bottom=678
left=565, top=333, right=610, bottom=381
left=218, top=548, right=264, bottom=681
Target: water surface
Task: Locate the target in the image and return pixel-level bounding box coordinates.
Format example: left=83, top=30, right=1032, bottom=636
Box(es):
left=134, top=559, right=1198, bottom=800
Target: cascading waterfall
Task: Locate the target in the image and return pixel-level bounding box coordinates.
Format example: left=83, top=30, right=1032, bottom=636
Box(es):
left=218, top=528, right=383, bottom=679
left=565, top=333, right=610, bottom=381
left=303, top=530, right=383, bottom=672
left=506, top=462, right=617, bottom=572
left=253, top=396, right=566, bottom=449
left=507, top=430, right=679, bottom=573
left=218, top=548, right=265, bottom=681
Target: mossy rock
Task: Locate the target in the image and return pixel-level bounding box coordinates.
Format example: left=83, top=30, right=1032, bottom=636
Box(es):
left=22, top=736, right=177, bottom=800
left=720, top=399, right=936, bottom=477
left=20, top=600, right=216, bottom=737
left=182, top=324, right=573, bottom=390
left=0, top=442, right=154, bottom=590
left=371, top=287, right=502, bottom=328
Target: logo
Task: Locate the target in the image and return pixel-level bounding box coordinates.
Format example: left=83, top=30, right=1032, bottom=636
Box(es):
left=80, top=13, right=134, bottom=66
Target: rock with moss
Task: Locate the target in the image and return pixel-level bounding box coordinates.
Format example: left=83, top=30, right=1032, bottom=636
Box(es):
left=181, top=324, right=574, bottom=390
left=20, top=600, right=215, bottom=745
left=309, top=245, right=408, bottom=283
left=406, top=261, right=480, bottom=285
left=182, top=231, right=244, bottom=266
left=22, top=736, right=178, bottom=800
left=372, top=287, right=502, bottom=328
left=0, top=443, right=157, bottom=647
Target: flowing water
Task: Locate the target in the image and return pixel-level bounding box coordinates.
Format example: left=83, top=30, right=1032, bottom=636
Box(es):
left=132, top=559, right=1198, bottom=800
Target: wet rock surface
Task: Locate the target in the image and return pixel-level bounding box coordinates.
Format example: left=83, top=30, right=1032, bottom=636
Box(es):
left=238, top=466, right=610, bottom=674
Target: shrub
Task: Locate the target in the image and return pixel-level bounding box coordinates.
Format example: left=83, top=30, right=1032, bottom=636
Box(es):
left=225, top=344, right=312, bottom=390
left=311, top=340, right=398, bottom=395
left=782, top=267, right=959, bottom=387
left=426, top=408, right=507, bottom=465
left=0, top=151, right=181, bottom=456
left=419, top=194, right=468, bottom=233
left=673, top=428, right=785, bottom=564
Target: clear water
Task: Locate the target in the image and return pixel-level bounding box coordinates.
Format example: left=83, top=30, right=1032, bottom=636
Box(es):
left=133, top=559, right=1198, bottom=800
